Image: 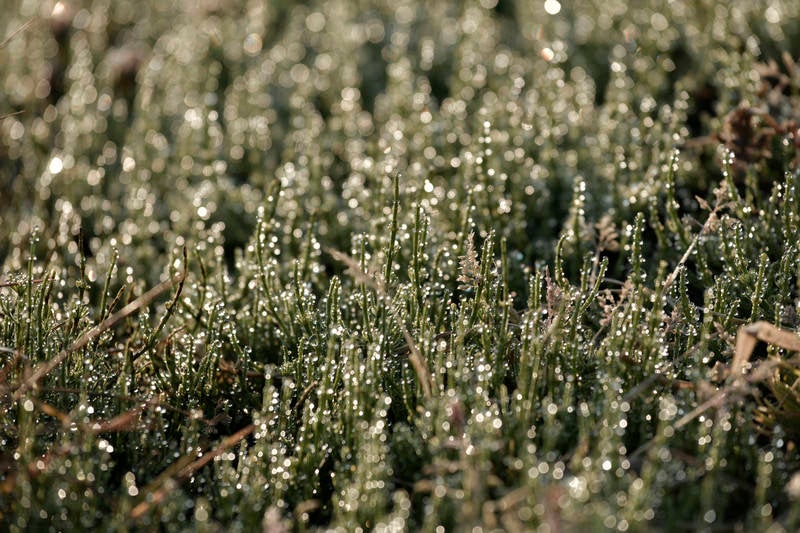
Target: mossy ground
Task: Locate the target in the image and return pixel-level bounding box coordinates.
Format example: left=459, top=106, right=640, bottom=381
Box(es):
left=2, top=0, right=800, bottom=530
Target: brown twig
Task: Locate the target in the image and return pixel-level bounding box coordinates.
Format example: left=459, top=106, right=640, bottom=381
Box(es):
left=10, top=272, right=185, bottom=401
left=35, top=386, right=223, bottom=425
left=673, top=389, right=732, bottom=430
left=88, top=395, right=162, bottom=433
left=663, top=189, right=728, bottom=295
left=31, top=395, right=161, bottom=433
left=0, top=110, right=25, bottom=121
left=129, top=423, right=255, bottom=519
left=0, top=18, right=34, bottom=48
left=295, top=380, right=319, bottom=415
left=0, top=277, right=44, bottom=288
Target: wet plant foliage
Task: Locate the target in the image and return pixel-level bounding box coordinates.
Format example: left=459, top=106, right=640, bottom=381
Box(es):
left=2, top=0, right=800, bottom=530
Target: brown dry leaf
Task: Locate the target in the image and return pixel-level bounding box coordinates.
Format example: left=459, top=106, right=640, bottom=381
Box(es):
left=672, top=322, right=799, bottom=431
left=731, top=321, right=800, bottom=380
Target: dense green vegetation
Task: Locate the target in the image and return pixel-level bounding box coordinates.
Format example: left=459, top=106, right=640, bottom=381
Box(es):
left=2, top=0, right=800, bottom=530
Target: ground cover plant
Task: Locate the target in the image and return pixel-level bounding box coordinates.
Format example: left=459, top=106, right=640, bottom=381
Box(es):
left=2, top=0, right=800, bottom=530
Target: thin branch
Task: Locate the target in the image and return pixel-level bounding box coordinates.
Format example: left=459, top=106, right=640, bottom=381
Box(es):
left=295, top=380, right=319, bottom=415
left=663, top=198, right=727, bottom=294
left=88, top=395, right=162, bottom=433
left=10, top=272, right=185, bottom=401
left=0, top=110, right=25, bottom=121
left=0, top=18, right=34, bottom=49
left=129, top=423, right=255, bottom=519
left=0, top=277, right=43, bottom=288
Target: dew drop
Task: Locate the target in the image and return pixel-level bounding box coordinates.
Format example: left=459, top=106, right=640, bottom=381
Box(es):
left=544, top=0, right=561, bottom=15
left=48, top=157, right=64, bottom=174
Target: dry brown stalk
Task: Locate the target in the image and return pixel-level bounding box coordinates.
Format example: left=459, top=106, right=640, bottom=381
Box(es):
left=129, top=423, right=255, bottom=519
left=10, top=271, right=185, bottom=401
left=673, top=321, right=800, bottom=430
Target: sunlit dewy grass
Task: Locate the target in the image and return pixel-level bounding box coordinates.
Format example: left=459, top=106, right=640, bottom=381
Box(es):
left=2, top=0, right=800, bottom=530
